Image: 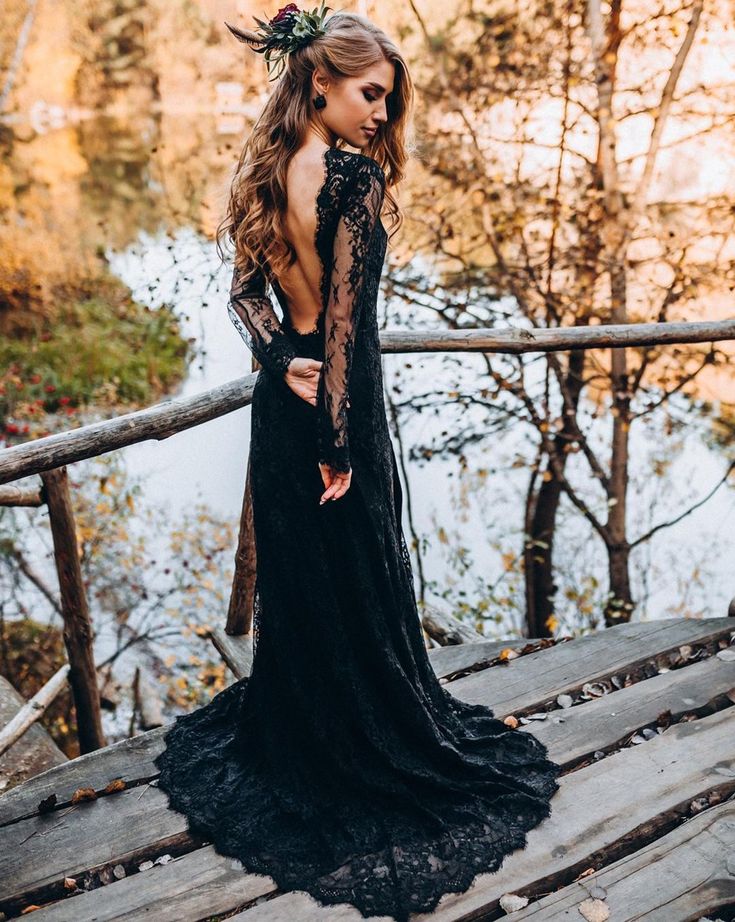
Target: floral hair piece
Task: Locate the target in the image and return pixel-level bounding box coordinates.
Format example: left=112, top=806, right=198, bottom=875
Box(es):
left=224, top=2, right=335, bottom=82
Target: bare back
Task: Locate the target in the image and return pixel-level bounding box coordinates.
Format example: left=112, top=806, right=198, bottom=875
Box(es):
left=274, top=148, right=330, bottom=334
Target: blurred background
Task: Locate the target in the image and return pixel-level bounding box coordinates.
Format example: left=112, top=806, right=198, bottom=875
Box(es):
left=1, top=0, right=734, bottom=758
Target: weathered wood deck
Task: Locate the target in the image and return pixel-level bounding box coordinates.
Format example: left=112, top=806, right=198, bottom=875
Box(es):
left=1, top=616, right=734, bottom=921
left=0, top=676, right=67, bottom=793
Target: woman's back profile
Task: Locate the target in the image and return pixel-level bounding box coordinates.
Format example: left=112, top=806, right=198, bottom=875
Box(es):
left=278, top=148, right=332, bottom=333
left=154, top=6, right=562, bottom=920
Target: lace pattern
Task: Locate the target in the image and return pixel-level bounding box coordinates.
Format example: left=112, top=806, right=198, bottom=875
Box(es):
left=315, top=156, right=385, bottom=472
left=228, top=263, right=297, bottom=378
left=226, top=149, right=385, bottom=473
left=155, top=148, right=562, bottom=922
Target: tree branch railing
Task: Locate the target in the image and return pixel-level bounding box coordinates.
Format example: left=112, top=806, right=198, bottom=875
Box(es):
left=1, top=317, right=733, bottom=486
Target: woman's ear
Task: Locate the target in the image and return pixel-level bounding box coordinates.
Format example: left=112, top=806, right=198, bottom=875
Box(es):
left=312, top=68, right=329, bottom=96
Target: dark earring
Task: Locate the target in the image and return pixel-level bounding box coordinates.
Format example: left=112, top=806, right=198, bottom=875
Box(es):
left=313, top=93, right=326, bottom=110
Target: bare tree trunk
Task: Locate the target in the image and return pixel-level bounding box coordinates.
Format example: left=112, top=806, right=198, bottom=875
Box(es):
left=607, top=540, right=633, bottom=622
left=527, top=348, right=587, bottom=635
left=588, top=0, right=633, bottom=624
left=605, top=264, right=634, bottom=623
left=587, top=0, right=702, bottom=624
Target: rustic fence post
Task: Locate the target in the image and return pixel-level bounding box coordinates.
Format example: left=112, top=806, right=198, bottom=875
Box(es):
left=40, top=467, right=105, bottom=753
left=225, top=437, right=257, bottom=636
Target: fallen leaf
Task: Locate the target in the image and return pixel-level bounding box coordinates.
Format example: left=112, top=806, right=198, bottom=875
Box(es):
left=578, top=897, right=610, bottom=921
left=499, top=892, right=529, bottom=911
left=104, top=779, right=126, bottom=794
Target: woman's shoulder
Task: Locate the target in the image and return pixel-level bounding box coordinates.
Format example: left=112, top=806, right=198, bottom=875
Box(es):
left=330, top=148, right=386, bottom=186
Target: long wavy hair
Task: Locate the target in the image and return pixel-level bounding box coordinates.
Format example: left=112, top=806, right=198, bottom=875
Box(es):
left=215, top=11, right=413, bottom=283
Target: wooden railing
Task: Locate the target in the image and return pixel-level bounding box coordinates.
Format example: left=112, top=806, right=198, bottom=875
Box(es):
left=2, top=318, right=733, bottom=485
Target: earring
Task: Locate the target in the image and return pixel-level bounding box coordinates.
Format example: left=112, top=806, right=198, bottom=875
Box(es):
left=313, top=93, right=326, bottom=110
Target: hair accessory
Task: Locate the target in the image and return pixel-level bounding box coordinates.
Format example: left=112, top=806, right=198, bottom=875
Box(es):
left=224, top=2, right=335, bottom=82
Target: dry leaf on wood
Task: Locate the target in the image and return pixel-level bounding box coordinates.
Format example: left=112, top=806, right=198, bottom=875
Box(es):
left=578, top=897, right=610, bottom=921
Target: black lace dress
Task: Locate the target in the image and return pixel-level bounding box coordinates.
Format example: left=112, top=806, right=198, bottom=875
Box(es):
left=154, top=147, right=562, bottom=921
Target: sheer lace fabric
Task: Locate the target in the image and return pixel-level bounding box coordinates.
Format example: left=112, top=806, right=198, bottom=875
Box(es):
left=227, top=263, right=297, bottom=379
left=154, top=148, right=562, bottom=921
left=228, top=149, right=385, bottom=473
left=315, top=156, right=385, bottom=472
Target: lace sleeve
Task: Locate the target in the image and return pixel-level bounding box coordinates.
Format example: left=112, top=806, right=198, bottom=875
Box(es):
left=227, top=263, right=297, bottom=378
left=316, top=158, right=386, bottom=473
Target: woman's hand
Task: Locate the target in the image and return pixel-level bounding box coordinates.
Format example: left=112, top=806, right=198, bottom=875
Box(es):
left=319, top=463, right=352, bottom=503
left=284, top=357, right=322, bottom=405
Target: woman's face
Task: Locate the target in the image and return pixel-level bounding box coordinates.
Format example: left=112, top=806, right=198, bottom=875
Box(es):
left=314, top=60, right=395, bottom=149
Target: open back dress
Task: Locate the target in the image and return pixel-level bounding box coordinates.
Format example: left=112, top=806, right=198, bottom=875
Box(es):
left=154, top=146, right=562, bottom=922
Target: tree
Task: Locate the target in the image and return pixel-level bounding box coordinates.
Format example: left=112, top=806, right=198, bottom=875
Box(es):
left=400, top=0, right=735, bottom=630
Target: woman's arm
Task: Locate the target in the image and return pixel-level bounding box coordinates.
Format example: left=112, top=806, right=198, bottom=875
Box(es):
left=316, top=158, right=386, bottom=473
left=227, top=262, right=297, bottom=378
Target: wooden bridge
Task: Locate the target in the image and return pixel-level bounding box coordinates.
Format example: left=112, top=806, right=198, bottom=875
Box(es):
left=1, top=615, right=734, bottom=920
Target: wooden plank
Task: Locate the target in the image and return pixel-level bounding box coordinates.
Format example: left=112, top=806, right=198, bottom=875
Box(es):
left=448, top=616, right=735, bottom=712
left=0, top=664, right=71, bottom=759
left=3, top=618, right=732, bottom=829
left=217, top=707, right=735, bottom=921
left=530, top=649, right=735, bottom=765
left=23, top=845, right=274, bottom=922
left=421, top=604, right=486, bottom=645
left=0, top=782, right=193, bottom=909
left=430, top=639, right=550, bottom=680
left=431, top=618, right=733, bottom=680
left=0, top=727, right=165, bottom=827
left=413, top=705, right=735, bottom=921
left=223, top=890, right=380, bottom=920
left=213, top=616, right=734, bottom=686
left=210, top=627, right=253, bottom=680
left=11, top=650, right=735, bottom=920
left=212, top=625, right=533, bottom=681
left=0, top=677, right=66, bottom=795
left=508, top=799, right=735, bottom=920
left=3, top=692, right=734, bottom=916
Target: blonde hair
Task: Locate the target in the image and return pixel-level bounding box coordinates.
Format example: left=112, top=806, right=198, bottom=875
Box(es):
left=215, top=11, right=413, bottom=282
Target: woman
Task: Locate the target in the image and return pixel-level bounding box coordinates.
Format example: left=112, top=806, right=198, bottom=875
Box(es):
left=154, top=6, right=562, bottom=920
